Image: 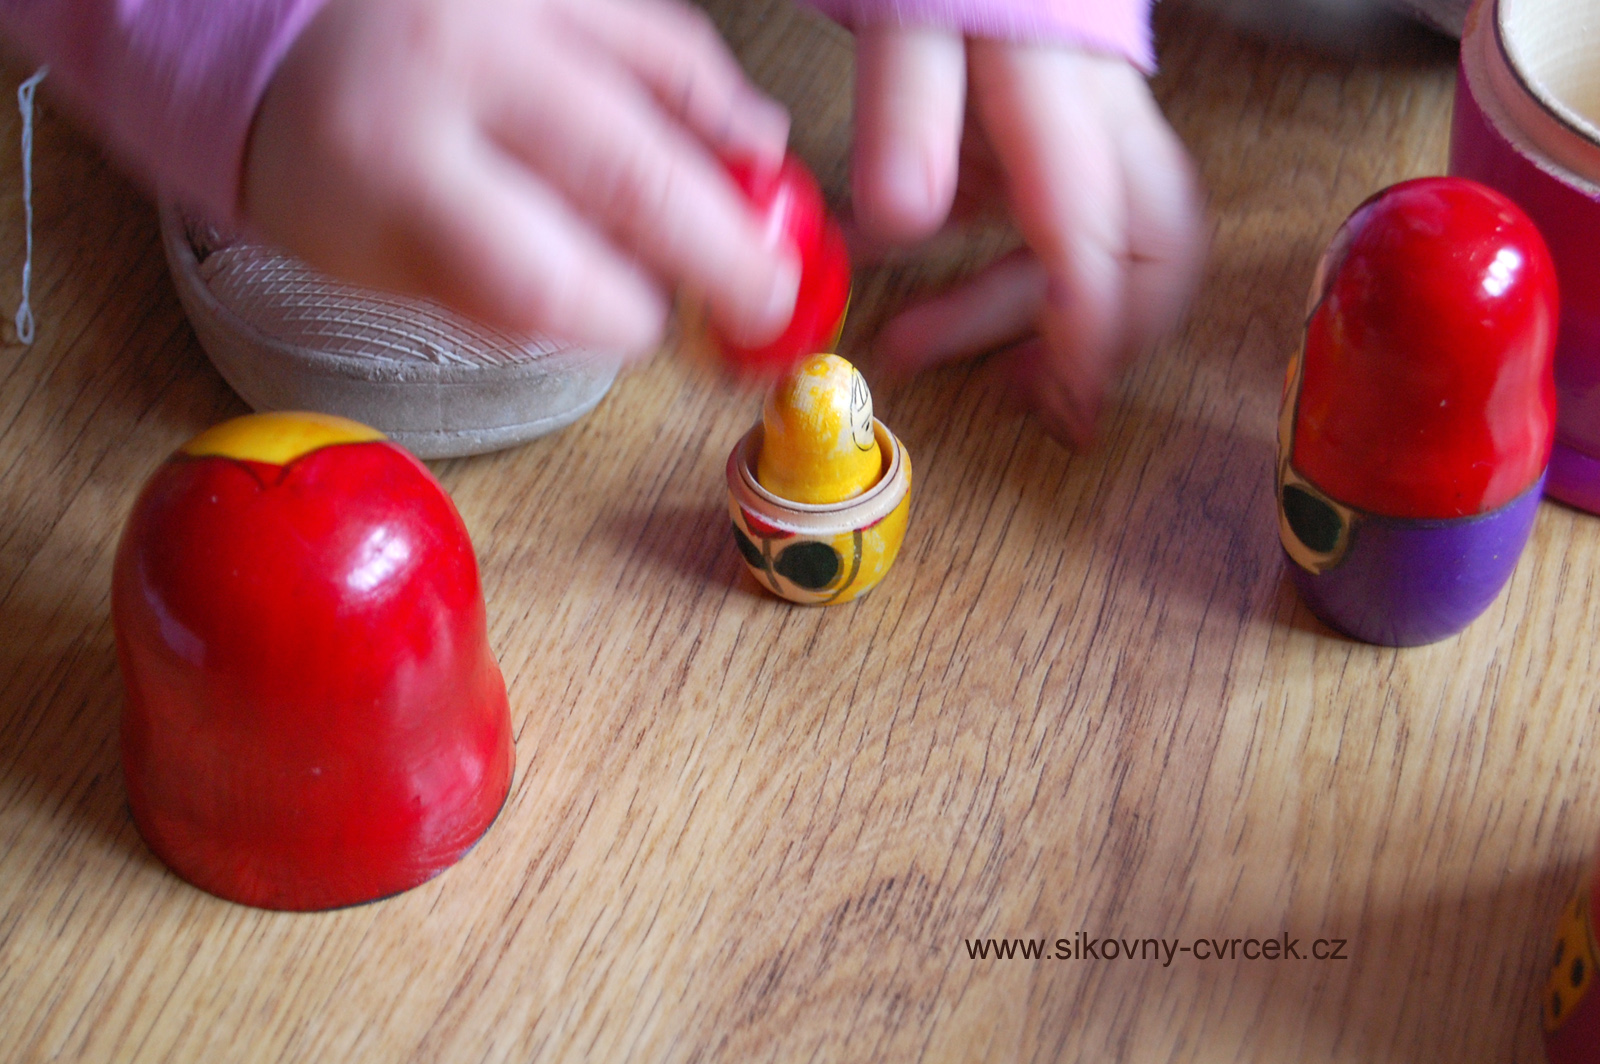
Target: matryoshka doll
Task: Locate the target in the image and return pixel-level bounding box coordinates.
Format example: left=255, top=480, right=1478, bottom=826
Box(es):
left=1545, top=868, right=1600, bottom=1063
left=727, top=353, right=912, bottom=605
left=1277, top=177, right=1558, bottom=646
left=113, top=412, right=514, bottom=910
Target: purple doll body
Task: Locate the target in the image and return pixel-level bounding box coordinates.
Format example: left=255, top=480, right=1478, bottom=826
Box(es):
left=1277, top=178, right=1558, bottom=645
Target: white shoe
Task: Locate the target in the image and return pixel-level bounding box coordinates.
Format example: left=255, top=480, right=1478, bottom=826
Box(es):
left=160, top=202, right=617, bottom=459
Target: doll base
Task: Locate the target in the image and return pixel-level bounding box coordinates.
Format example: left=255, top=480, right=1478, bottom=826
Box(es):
left=1287, top=476, right=1544, bottom=646
left=727, top=420, right=912, bottom=605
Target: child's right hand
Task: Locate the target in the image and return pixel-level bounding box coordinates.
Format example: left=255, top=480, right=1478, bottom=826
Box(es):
left=847, top=28, right=1205, bottom=447
left=243, top=0, right=801, bottom=358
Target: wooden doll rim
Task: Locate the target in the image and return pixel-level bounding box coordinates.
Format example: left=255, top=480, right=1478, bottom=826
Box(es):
left=1470, top=0, right=1600, bottom=184
left=1498, top=0, right=1600, bottom=145
left=728, top=420, right=908, bottom=531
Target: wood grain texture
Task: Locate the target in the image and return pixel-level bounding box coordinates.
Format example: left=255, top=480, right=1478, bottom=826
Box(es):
left=2, top=3, right=1597, bottom=1061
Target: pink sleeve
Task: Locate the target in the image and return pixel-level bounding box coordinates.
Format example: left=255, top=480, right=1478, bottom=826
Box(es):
left=0, top=0, right=331, bottom=224
left=802, top=0, right=1154, bottom=72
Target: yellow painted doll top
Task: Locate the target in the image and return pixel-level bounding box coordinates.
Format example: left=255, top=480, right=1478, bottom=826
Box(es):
left=757, top=354, right=882, bottom=504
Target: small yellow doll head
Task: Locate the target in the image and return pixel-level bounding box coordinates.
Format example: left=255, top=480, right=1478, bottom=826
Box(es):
left=756, top=353, right=883, bottom=504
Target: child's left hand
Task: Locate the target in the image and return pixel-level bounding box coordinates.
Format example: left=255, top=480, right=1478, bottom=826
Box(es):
left=847, top=27, right=1205, bottom=446
left=243, top=0, right=799, bottom=359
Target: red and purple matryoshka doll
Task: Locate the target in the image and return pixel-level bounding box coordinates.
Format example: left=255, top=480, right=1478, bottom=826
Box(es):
left=1545, top=869, right=1600, bottom=1063
left=1277, top=177, right=1558, bottom=646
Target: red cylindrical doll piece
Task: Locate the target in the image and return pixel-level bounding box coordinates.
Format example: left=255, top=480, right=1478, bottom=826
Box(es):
left=113, top=412, right=514, bottom=910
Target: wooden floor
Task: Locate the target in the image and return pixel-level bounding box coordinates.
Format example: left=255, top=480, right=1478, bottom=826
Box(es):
left=2, top=2, right=1595, bottom=1061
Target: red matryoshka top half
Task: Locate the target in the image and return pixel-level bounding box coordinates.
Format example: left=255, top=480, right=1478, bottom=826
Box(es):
left=712, top=154, right=851, bottom=381
left=1291, top=177, right=1558, bottom=519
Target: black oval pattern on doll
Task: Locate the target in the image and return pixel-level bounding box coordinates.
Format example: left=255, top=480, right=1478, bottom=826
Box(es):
left=1282, top=485, right=1343, bottom=554
left=774, top=542, right=841, bottom=590
left=732, top=525, right=766, bottom=569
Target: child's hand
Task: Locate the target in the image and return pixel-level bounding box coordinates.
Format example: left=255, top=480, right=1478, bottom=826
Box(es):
left=243, top=0, right=800, bottom=358
left=851, top=29, right=1204, bottom=446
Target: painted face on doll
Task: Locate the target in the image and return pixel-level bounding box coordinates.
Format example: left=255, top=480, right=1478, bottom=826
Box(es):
left=1276, top=178, right=1558, bottom=645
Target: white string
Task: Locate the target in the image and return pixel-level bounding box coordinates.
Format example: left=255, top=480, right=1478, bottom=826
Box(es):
left=16, top=66, right=46, bottom=345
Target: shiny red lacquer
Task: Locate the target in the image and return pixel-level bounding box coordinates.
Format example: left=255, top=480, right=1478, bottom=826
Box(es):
left=112, top=413, right=513, bottom=911
left=1293, top=177, right=1558, bottom=518
left=710, top=153, right=851, bottom=379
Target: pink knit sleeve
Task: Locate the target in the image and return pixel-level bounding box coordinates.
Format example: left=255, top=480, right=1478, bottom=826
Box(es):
left=0, top=0, right=331, bottom=223
left=802, top=0, right=1154, bottom=72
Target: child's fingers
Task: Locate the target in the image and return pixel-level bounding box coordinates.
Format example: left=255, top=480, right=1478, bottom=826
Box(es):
left=564, top=0, right=790, bottom=163
left=863, top=46, right=1203, bottom=449
left=949, top=113, right=1012, bottom=225
left=385, top=134, right=669, bottom=356
left=1101, top=67, right=1207, bottom=358
left=969, top=42, right=1131, bottom=441
left=484, top=39, right=799, bottom=347
left=994, top=336, right=1097, bottom=446
left=852, top=25, right=966, bottom=243
left=875, top=249, right=1045, bottom=377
